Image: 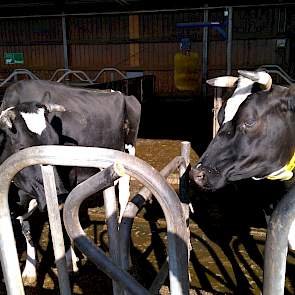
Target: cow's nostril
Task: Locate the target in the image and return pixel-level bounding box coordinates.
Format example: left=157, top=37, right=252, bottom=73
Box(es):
left=195, top=170, right=205, bottom=180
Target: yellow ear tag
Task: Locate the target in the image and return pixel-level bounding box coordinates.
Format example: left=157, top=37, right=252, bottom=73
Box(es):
left=266, top=170, right=293, bottom=181
left=266, top=152, right=295, bottom=181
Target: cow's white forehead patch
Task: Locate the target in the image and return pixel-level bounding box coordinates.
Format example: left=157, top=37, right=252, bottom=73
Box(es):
left=20, top=108, right=46, bottom=135
left=223, top=77, right=254, bottom=124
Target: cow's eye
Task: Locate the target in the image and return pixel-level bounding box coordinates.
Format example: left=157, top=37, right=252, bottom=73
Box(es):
left=240, top=119, right=256, bottom=131
left=244, top=120, right=256, bottom=128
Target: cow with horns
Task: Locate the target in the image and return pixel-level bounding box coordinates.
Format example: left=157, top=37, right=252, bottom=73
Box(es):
left=0, top=79, right=141, bottom=285
left=190, top=70, right=295, bottom=246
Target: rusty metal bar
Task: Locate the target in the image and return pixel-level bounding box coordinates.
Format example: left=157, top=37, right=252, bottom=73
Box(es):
left=263, top=185, right=295, bottom=295
left=41, top=165, right=72, bottom=295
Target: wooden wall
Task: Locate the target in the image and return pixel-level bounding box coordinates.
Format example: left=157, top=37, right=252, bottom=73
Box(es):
left=0, top=4, right=294, bottom=96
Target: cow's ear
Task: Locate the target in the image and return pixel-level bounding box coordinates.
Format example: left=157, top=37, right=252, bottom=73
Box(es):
left=286, top=86, right=295, bottom=112
left=207, top=76, right=238, bottom=88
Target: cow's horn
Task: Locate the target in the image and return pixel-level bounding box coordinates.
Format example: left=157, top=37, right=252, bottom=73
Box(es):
left=0, top=107, right=16, bottom=128
left=44, top=104, right=66, bottom=113
left=238, top=70, right=272, bottom=91
left=206, top=76, right=239, bottom=88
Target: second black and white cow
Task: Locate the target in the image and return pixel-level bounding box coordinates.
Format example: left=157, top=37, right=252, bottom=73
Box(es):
left=1, top=80, right=141, bottom=209
left=189, top=70, right=295, bottom=247
left=0, top=80, right=141, bottom=284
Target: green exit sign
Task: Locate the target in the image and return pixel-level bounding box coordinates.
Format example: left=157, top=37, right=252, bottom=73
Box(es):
left=4, top=52, right=24, bottom=65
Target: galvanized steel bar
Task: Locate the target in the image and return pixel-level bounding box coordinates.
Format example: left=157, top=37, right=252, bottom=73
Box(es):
left=64, top=164, right=150, bottom=295
left=119, top=155, right=188, bottom=294
left=41, top=165, right=72, bottom=295
left=119, top=156, right=185, bottom=272
left=103, top=185, right=122, bottom=295
left=263, top=185, right=295, bottom=295
left=0, top=145, right=188, bottom=295
left=0, top=195, right=25, bottom=295
left=149, top=142, right=191, bottom=294
left=179, top=141, right=191, bottom=237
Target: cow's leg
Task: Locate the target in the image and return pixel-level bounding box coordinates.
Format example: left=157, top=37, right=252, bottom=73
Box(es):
left=17, top=199, right=38, bottom=286
left=118, top=144, right=136, bottom=223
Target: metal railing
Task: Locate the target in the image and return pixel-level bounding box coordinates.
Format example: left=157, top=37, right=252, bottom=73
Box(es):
left=0, top=67, right=127, bottom=89
left=0, top=144, right=190, bottom=295
left=0, top=69, right=39, bottom=88
left=257, top=64, right=295, bottom=85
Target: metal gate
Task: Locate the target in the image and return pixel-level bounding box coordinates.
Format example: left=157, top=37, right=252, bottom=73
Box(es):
left=0, top=145, right=190, bottom=295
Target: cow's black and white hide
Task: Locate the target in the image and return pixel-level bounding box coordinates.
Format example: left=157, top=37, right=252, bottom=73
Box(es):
left=0, top=81, right=141, bottom=285
left=2, top=80, right=141, bottom=217
left=190, top=70, right=295, bottom=248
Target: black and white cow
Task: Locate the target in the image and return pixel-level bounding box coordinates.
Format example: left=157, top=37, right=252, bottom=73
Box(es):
left=189, top=70, right=295, bottom=246
left=0, top=79, right=141, bottom=284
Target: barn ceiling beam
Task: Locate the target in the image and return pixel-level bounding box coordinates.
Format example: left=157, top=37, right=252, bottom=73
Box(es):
left=0, top=2, right=293, bottom=19
left=0, top=2, right=54, bottom=9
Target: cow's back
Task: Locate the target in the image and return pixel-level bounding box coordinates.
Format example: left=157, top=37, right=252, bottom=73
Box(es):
left=1, top=80, right=141, bottom=150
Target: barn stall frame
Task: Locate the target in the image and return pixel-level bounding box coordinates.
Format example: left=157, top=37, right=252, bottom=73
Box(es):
left=0, top=144, right=191, bottom=295
left=263, top=185, right=295, bottom=295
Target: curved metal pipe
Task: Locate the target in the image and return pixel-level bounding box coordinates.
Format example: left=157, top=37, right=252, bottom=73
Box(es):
left=49, top=68, right=71, bottom=81
left=92, top=68, right=127, bottom=82
left=56, top=70, right=94, bottom=84
left=263, top=185, right=295, bottom=295
left=0, top=145, right=189, bottom=295
left=0, top=69, right=39, bottom=88
left=119, top=156, right=185, bottom=272
left=63, top=164, right=150, bottom=295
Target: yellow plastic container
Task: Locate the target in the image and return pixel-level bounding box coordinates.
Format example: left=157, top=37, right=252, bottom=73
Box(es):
left=174, top=52, right=200, bottom=91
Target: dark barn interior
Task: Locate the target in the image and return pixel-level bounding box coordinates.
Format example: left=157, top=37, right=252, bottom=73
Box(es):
left=0, top=1, right=295, bottom=294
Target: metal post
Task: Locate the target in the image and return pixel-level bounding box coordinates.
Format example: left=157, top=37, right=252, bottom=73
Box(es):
left=0, top=194, right=25, bottom=295
left=119, top=156, right=185, bottom=273
left=213, top=88, right=223, bottom=137
left=103, top=186, right=122, bottom=295
left=41, top=165, right=72, bottom=295
left=263, top=186, right=295, bottom=295
left=62, top=15, right=69, bottom=69
left=179, top=141, right=191, bottom=218
left=0, top=146, right=189, bottom=295
left=202, top=6, right=209, bottom=97
left=226, top=7, right=233, bottom=75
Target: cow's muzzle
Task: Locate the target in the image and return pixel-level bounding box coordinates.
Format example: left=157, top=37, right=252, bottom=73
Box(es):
left=190, top=163, right=209, bottom=188
left=190, top=163, right=223, bottom=190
